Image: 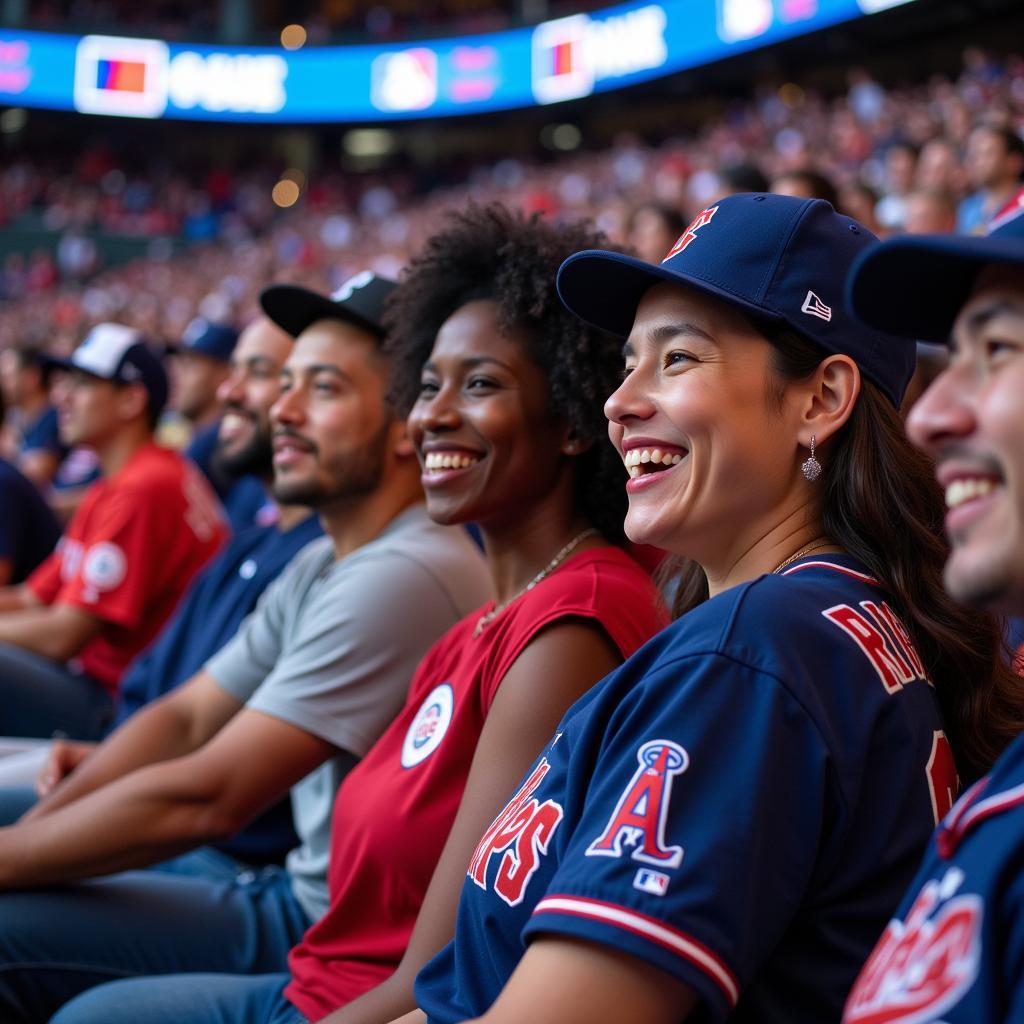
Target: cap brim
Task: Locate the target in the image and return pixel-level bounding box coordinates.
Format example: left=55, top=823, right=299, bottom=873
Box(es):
left=847, top=234, right=1024, bottom=343
left=260, top=284, right=383, bottom=339
left=37, top=354, right=106, bottom=379
left=556, top=249, right=784, bottom=338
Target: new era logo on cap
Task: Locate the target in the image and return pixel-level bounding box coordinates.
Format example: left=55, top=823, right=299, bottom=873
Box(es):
left=801, top=291, right=833, bottom=322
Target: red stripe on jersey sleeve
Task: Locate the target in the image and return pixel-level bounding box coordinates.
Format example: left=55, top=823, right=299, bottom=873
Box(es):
left=533, top=894, right=740, bottom=1007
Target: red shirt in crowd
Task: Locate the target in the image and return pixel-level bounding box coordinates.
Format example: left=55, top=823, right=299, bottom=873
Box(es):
left=28, top=442, right=227, bottom=695
left=286, top=545, right=667, bottom=1020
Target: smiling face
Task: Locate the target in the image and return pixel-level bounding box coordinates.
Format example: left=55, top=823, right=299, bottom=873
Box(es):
left=604, top=282, right=806, bottom=565
left=270, top=319, right=394, bottom=508
left=407, top=299, right=569, bottom=531
left=214, top=317, right=292, bottom=480
left=906, top=264, right=1024, bottom=613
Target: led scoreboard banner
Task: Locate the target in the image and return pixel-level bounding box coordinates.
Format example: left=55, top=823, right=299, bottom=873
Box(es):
left=0, top=0, right=915, bottom=122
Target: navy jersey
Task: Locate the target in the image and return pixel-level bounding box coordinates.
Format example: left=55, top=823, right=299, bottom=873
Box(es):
left=114, top=512, right=322, bottom=724
left=843, top=732, right=1024, bottom=1024
left=18, top=404, right=64, bottom=459
left=415, top=556, right=956, bottom=1023
left=186, top=420, right=271, bottom=531
left=0, top=457, right=60, bottom=582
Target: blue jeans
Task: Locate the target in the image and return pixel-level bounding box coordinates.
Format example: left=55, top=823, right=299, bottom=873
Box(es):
left=0, top=642, right=113, bottom=740
left=51, top=973, right=307, bottom=1024
left=0, top=862, right=310, bottom=1023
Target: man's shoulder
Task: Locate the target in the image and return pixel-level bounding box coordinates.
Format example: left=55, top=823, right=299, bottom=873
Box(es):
left=112, top=444, right=194, bottom=494
left=358, top=505, right=481, bottom=568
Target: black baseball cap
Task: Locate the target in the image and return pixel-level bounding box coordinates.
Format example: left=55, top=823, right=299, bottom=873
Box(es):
left=556, top=192, right=916, bottom=408
left=847, top=191, right=1024, bottom=343
left=260, top=272, right=397, bottom=340
left=166, top=318, right=240, bottom=363
left=43, top=323, right=169, bottom=417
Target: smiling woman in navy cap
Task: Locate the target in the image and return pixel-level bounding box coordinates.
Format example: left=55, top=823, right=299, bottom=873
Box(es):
left=400, top=194, right=1019, bottom=1024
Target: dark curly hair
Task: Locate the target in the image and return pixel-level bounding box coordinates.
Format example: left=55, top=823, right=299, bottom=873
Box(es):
left=384, top=202, right=627, bottom=544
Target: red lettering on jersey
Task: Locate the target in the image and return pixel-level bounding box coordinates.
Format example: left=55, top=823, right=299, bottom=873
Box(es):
left=843, top=870, right=981, bottom=1023
left=493, top=801, right=563, bottom=907
left=662, top=206, right=718, bottom=261
left=468, top=758, right=565, bottom=906
left=862, top=601, right=927, bottom=681
left=823, top=603, right=923, bottom=693
left=586, top=740, right=688, bottom=868
left=926, top=731, right=958, bottom=825
left=860, top=601, right=916, bottom=681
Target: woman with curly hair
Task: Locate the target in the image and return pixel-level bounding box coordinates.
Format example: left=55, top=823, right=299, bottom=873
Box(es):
left=51, top=204, right=667, bottom=1024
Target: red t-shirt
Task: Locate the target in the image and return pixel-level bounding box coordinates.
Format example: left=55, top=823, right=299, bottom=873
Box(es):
left=28, top=442, right=227, bottom=694
left=285, top=545, right=667, bottom=1020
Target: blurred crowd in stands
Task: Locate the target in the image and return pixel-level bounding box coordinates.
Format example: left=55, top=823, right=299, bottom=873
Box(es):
left=2, top=48, right=1023, bottom=364
left=1, top=47, right=1023, bottom=505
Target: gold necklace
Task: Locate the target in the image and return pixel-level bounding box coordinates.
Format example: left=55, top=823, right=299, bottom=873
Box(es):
left=474, top=528, right=598, bottom=637
left=771, top=538, right=832, bottom=575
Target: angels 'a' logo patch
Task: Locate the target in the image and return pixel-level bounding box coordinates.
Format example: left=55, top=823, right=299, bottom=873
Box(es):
left=662, top=207, right=718, bottom=261
left=843, top=867, right=982, bottom=1023
left=587, top=739, right=688, bottom=868
left=81, top=542, right=127, bottom=596
left=401, top=683, right=454, bottom=768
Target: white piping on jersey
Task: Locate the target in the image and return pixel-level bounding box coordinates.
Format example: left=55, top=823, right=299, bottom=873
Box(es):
left=780, top=560, right=879, bottom=585
left=938, top=777, right=1024, bottom=858
left=533, top=894, right=740, bottom=1007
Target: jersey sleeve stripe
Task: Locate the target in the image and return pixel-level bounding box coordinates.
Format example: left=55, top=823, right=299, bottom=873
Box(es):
left=780, top=560, right=879, bottom=584
left=940, top=779, right=1024, bottom=855
left=533, top=894, right=740, bottom=1007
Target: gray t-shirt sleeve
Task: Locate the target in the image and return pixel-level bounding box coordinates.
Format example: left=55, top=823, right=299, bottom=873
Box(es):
left=246, top=548, right=471, bottom=758
left=204, top=551, right=295, bottom=702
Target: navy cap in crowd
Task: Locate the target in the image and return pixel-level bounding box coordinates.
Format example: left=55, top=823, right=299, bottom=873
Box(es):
left=44, top=323, right=169, bottom=417
left=169, top=318, right=240, bottom=363
left=260, top=271, right=397, bottom=341
left=556, top=192, right=916, bottom=408
left=847, top=190, right=1024, bottom=343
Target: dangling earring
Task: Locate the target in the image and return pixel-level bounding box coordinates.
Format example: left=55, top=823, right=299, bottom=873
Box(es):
left=801, top=435, right=822, bottom=481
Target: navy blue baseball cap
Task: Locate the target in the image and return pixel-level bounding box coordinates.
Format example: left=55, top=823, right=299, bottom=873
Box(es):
left=557, top=192, right=916, bottom=408
left=44, top=323, right=169, bottom=417
left=260, top=271, right=397, bottom=341
left=169, top=318, right=239, bottom=363
left=847, top=192, right=1024, bottom=343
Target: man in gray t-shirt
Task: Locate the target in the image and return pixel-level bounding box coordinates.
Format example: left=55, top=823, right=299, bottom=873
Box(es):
left=206, top=506, right=486, bottom=922
left=0, top=274, right=492, bottom=1024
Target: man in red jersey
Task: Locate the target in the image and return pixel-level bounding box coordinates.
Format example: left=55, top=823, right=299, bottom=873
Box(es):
left=0, top=323, right=226, bottom=740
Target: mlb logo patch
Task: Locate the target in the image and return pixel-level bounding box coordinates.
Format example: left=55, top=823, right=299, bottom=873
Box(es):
left=633, top=867, right=671, bottom=897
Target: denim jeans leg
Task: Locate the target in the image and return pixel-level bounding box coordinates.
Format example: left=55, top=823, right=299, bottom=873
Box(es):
left=50, top=972, right=304, bottom=1024
left=0, top=867, right=310, bottom=1022
left=0, top=642, right=113, bottom=740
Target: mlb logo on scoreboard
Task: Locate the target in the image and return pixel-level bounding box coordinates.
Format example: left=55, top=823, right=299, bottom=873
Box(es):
left=73, top=36, right=169, bottom=118
left=371, top=47, right=438, bottom=113
left=531, top=14, right=594, bottom=105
